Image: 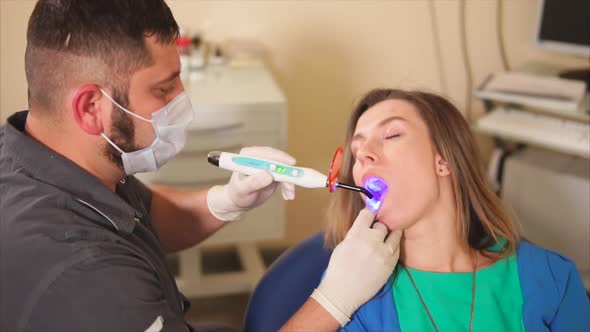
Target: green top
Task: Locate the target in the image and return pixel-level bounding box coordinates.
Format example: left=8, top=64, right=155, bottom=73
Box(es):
left=393, top=254, right=525, bottom=332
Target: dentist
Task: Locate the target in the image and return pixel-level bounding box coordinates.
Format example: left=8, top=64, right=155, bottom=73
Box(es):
left=0, top=1, right=399, bottom=331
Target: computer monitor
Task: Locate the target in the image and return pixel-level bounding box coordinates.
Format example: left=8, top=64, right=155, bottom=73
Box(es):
left=536, top=0, right=590, bottom=57
left=536, top=0, right=590, bottom=87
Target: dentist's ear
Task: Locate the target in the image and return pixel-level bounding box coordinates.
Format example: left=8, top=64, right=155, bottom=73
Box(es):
left=435, top=155, right=451, bottom=176
left=71, top=85, right=105, bottom=135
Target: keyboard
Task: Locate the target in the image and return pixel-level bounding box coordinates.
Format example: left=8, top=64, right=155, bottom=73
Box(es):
left=476, top=72, right=589, bottom=113
left=484, top=72, right=586, bottom=102
left=476, top=108, right=590, bottom=159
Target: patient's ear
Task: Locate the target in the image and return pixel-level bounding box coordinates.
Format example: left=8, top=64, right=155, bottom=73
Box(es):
left=434, top=155, right=451, bottom=176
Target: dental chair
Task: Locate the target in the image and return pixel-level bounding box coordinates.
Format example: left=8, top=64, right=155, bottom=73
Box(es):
left=244, top=232, right=332, bottom=332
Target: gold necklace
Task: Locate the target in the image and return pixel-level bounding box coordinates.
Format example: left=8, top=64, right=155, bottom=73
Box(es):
left=403, top=253, right=478, bottom=332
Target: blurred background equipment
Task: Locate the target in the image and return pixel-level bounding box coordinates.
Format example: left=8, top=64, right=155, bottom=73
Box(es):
left=501, top=148, right=590, bottom=290
left=535, top=0, right=590, bottom=86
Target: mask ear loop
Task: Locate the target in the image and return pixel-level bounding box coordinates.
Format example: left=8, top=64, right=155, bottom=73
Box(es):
left=99, top=89, right=135, bottom=155
left=99, top=88, right=153, bottom=123
left=99, top=88, right=160, bottom=150
left=101, top=133, right=125, bottom=154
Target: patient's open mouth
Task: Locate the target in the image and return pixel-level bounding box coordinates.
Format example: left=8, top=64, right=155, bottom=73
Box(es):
left=363, top=176, right=389, bottom=213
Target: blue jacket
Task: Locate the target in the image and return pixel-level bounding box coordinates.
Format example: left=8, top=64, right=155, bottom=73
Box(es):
left=342, top=242, right=590, bottom=331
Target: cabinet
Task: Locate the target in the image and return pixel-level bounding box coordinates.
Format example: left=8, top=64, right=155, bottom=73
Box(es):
left=138, top=64, right=287, bottom=297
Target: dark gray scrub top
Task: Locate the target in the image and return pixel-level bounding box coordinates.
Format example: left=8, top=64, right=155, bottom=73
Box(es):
left=1, top=111, right=192, bottom=332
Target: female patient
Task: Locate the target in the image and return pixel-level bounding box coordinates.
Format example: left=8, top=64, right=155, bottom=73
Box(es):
left=326, top=89, right=589, bottom=331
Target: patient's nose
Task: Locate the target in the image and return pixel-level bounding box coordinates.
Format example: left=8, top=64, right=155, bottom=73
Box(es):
left=357, top=146, right=378, bottom=166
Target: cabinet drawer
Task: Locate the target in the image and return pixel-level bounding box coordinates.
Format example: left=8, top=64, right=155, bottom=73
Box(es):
left=189, top=102, right=285, bottom=137
left=201, top=194, right=285, bottom=245
left=183, top=131, right=284, bottom=156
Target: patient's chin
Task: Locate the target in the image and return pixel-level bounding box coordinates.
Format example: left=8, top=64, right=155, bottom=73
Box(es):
left=377, top=215, right=405, bottom=231
left=376, top=209, right=417, bottom=231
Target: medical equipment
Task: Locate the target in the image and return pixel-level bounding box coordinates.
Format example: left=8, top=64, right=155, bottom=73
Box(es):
left=364, top=176, right=389, bottom=213
left=207, top=148, right=377, bottom=199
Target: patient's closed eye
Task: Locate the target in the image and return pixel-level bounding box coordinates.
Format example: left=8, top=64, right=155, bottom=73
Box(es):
left=384, top=126, right=402, bottom=140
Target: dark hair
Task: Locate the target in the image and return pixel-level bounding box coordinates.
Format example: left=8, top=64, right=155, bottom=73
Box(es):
left=25, top=0, right=179, bottom=111
left=326, top=89, right=519, bottom=258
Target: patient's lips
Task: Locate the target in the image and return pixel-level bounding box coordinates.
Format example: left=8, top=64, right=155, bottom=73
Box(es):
left=363, top=176, right=389, bottom=213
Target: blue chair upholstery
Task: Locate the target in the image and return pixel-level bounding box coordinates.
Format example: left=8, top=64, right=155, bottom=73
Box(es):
left=244, top=232, right=332, bottom=332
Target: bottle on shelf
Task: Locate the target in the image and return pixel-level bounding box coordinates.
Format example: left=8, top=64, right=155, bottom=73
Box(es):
left=176, top=27, right=192, bottom=77
left=208, top=44, right=225, bottom=66
left=189, top=34, right=205, bottom=71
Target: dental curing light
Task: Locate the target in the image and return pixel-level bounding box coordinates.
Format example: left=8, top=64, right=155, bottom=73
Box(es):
left=207, top=148, right=373, bottom=198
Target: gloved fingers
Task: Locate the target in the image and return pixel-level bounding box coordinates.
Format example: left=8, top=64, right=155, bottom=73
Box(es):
left=392, top=244, right=401, bottom=261
left=239, top=146, right=296, bottom=166
left=280, top=182, right=296, bottom=200
left=384, top=229, right=403, bottom=253
left=349, top=208, right=376, bottom=233
left=370, top=222, right=389, bottom=241
left=235, top=171, right=275, bottom=195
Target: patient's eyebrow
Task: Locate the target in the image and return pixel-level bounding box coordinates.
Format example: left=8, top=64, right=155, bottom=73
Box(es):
left=352, top=116, right=406, bottom=143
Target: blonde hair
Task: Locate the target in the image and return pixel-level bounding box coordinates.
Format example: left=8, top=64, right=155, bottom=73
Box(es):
left=325, top=89, right=519, bottom=257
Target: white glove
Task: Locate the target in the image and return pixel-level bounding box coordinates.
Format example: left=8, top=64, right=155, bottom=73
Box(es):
left=206, top=146, right=296, bottom=222
left=311, top=208, right=402, bottom=326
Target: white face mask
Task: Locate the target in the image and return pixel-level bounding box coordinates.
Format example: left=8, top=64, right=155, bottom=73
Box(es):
left=100, top=89, right=194, bottom=175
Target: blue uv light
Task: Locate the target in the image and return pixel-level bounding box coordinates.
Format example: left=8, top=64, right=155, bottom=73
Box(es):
left=363, top=176, right=389, bottom=213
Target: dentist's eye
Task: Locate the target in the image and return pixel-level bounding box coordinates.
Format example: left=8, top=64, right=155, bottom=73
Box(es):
left=155, top=82, right=177, bottom=96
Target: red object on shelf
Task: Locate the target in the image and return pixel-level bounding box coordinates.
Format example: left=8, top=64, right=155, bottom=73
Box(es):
left=176, top=37, right=191, bottom=47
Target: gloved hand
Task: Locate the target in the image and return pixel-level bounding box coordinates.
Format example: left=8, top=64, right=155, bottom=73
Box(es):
left=311, top=208, right=402, bottom=326
left=206, top=146, right=296, bottom=222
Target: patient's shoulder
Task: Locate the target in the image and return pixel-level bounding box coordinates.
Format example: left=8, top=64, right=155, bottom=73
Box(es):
left=517, top=241, right=583, bottom=299
left=517, top=240, right=578, bottom=272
